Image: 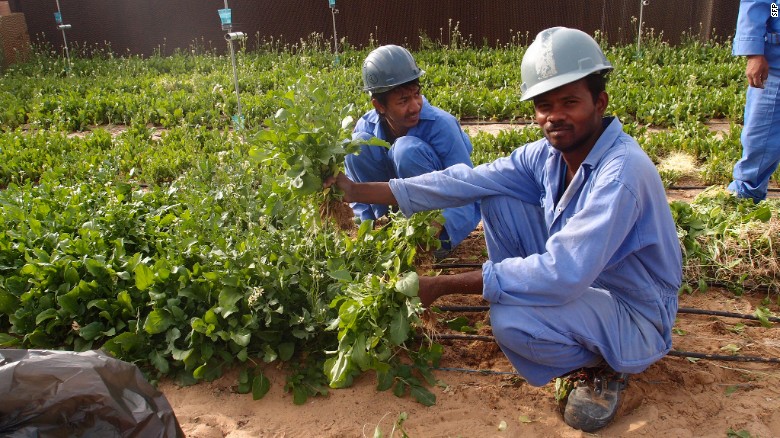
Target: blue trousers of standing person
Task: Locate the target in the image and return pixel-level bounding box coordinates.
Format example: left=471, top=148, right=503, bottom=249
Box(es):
left=344, top=133, right=480, bottom=249
left=729, top=72, right=780, bottom=202
left=480, top=195, right=673, bottom=387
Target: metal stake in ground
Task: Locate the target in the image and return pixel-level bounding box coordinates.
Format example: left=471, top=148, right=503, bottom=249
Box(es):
left=636, top=0, right=649, bottom=55
left=54, top=0, right=71, bottom=72
left=219, top=1, right=245, bottom=135
left=328, top=0, right=339, bottom=65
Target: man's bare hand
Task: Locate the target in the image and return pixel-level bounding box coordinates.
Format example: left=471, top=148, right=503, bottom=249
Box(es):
left=746, top=55, right=769, bottom=89
left=323, top=174, right=397, bottom=206
left=417, top=275, right=442, bottom=308
left=323, top=173, right=355, bottom=202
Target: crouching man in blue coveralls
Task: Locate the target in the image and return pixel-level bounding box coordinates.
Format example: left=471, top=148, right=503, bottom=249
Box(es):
left=325, top=28, right=682, bottom=433
left=345, top=45, right=480, bottom=253
left=728, top=0, right=780, bottom=202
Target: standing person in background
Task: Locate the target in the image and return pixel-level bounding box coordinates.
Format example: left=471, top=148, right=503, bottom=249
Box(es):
left=325, top=27, right=682, bottom=433
left=345, top=45, right=480, bottom=255
left=728, top=0, right=780, bottom=202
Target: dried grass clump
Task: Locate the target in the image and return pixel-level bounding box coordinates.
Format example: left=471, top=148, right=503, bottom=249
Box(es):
left=683, top=214, right=780, bottom=294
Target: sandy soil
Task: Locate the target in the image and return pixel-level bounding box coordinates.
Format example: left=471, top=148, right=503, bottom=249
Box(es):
left=157, top=123, right=780, bottom=437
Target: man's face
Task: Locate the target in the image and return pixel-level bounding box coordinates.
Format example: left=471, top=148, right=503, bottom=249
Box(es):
left=532, top=79, right=607, bottom=155
left=373, top=84, right=423, bottom=136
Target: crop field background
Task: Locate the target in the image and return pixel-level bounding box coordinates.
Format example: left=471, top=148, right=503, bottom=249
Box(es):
left=1, top=31, right=779, bottom=437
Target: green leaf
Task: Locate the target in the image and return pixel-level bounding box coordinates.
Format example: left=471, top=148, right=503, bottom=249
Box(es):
left=392, top=380, right=408, bottom=398
left=351, top=335, right=369, bottom=370
left=144, top=309, right=173, bottom=334
left=57, top=290, right=81, bottom=315
left=63, top=266, right=80, bottom=285
left=218, top=287, right=243, bottom=317
left=231, top=328, right=251, bottom=347
left=395, top=272, right=419, bottom=297
left=278, top=342, right=295, bottom=362
left=445, top=316, right=471, bottom=331
left=252, top=372, right=271, bottom=400
left=340, top=115, right=354, bottom=130
left=0, top=333, right=20, bottom=347
left=376, top=369, right=395, bottom=392
left=328, top=269, right=353, bottom=282
left=150, top=349, right=170, bottom=374
left=325, top=353, right=354, bottom=389
left=263, top=344, right=278, bottom=363
left=410, top=385, right=436, bottom=406
left=102, top=332, right=145, bottom=355
left=193, top=363, right=209, bottom=380
left=78, top=321, right=104, bottom=340
left=35, top=308, right=58, bottom=325
left=134, top=264, right=155, bottom=290
left=237, top=368, right=251, bottom=394
left=389, top=309, right=409, bottom=346
left=292, top=384, right=308, bottom=405
left=753, top=307, right=773, bottom=328
left=0, top=291, right=19, bottom=314
left=117, top=290, right=134, bottom=313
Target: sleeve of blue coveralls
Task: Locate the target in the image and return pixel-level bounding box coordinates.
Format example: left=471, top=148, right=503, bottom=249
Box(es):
left=733, top=0, right=770, bottom=56
left=391, top=146, right=643, bottom=307
left=482, top=179, right=641, bottom=307
left=389, top=146, right=546, bottom=213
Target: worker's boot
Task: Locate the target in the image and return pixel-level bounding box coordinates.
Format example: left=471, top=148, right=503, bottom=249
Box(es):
left=555, top=364, right=628, bottom=433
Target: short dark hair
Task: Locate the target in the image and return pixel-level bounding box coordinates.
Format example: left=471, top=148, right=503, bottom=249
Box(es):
left=584, top=71, right=609, bottom=103
left=371, top=78, right=421, bottom=106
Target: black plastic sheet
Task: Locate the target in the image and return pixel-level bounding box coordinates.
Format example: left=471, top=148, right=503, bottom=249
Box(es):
left=0, top=349, right=183, bottom=437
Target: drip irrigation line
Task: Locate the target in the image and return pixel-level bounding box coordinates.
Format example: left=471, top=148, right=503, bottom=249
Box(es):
left=666, top=350, right=780, bottom=364
left=678, top=307, right=780, bottom=323
left=433, top=305, right=780, bottom=324
left=430, top=333, right=494, bottom=342
left=434, top=366, right=521, bottom=376
left=430, top=333, right=780, bottom=364
left=432, top=262, right=481, bottom=269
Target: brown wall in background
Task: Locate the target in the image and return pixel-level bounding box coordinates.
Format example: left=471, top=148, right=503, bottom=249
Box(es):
left=0, top=13, right=30, bottom=66
left=13, top=0, right=738, bottom=56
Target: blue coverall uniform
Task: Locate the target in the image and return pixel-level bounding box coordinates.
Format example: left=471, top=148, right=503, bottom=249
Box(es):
left=390, top=117, right=683, bottom=386
left=345, top=97, right=480, bottom=249
left=729, top=0, right=780, bottom=201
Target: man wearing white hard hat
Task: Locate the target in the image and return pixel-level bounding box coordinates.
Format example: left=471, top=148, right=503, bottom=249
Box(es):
left=326, top=28, right=681, bottom=432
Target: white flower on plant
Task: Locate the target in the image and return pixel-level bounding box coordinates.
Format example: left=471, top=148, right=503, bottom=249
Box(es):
left=247, top=286, right=265, bottom=307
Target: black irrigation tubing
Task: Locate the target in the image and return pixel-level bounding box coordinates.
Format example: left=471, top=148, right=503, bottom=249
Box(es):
left=432, top=262, right=482, bottom=269
left=678, top=307, right=780, bottom=324
left=430, top=333, right=780, bottom=364
left=665, top=350, right=780, bottom=364
left=433, top=305, right=780, bottom=324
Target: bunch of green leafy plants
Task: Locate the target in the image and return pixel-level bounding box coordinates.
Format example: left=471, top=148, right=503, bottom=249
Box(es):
left=248, top=76, right=388, bottom=198
left=671, top=187, right=779, bottom=297
left=0, top=71, right=447, bottom=405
